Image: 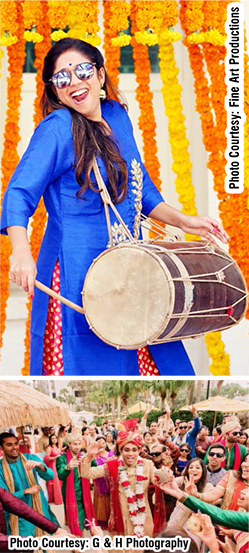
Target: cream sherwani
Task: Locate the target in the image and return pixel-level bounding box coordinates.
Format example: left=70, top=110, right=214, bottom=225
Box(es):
left=81, top=456, right=155, bottom=537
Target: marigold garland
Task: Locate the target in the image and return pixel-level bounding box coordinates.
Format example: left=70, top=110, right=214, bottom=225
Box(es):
left=110, top=1, right=131, bottom=47
left=22, top=1, right=51, bottom=375
left=0, top=0, right=18, bottom=45
left=103, top=1, right=120, bottom=90
left=21, top=0, right=44, bottom=42
left=179, top=0, right=231, bottom=375
left=205, top=332, right=230, bottom=376
left=47, top=0, right=70, bottom=30
left=0, top=3, right=26, bottom=350
left=130, top=1, right=164, bottom=261
left=64, top=1, right=100, bottom=46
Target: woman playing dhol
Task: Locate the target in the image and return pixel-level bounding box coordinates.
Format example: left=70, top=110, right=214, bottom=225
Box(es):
left=1, top=38, right=228, bottom=377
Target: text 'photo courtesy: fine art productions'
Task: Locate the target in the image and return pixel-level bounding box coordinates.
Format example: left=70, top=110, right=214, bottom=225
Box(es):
left=0, top=0, right=249, bottom=378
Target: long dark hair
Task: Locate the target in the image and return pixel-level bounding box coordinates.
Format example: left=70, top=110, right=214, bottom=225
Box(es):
left=181, top=458, right=207, bottom=493
left=236, top=453, right=249, bottom=480
left=48, top=434, right=59, bottom=447
left=42, top=38, right=128, bottom=203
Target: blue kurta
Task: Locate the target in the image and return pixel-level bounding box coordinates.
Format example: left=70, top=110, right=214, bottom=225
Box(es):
left=0, top=100, right=194, bottom=376
left=0, top=454, right=58, bottom=535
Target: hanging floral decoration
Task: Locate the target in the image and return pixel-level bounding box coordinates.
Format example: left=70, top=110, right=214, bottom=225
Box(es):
left=134, top=1, right=158, bottom=46
left=205, top=332, right=230, bottom=376
left=179, top=0, right=231, bottom=375
left=130, top=2, right=162, bottom=195
left=0, top=1, right=18, bottom=45
left=103, top=0, right=120, bottom=90
left=0, top=3, right=26, bottom=349
left=47, top=0, right=70, bottom=33
left=57, top=1, right=101, bottom=46
left=22, top=0, right=44, bottom=43
left=22, top=1, right=52, bottom=375
left=110, top=0, right=131, bottom=47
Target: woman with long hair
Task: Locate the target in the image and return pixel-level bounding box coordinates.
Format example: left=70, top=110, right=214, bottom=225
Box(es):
left=44, top=434, right=63, bottom=505
left=166, top=458, right=213, bottom=552
left=1, top=38, right=227, bottom=377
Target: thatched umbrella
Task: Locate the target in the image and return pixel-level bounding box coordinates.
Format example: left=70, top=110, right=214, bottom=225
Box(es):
left=180, top=395, right=248, bottom=427
left=180, top=395, right=249, bottom=413
left=0, top=381, right=69, bottom=428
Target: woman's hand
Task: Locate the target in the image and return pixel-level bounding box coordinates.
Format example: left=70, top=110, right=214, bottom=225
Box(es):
left=10, top=248, right=37, bottom=296
left=188, top=513, right=220, bottom=553
left=184, top=474, right=198, bottom=496
left=217, top=536, right=235, bottom=553
left=180, top=215, right=229, bottom=245
left=8, top=226, right=37, bottom=297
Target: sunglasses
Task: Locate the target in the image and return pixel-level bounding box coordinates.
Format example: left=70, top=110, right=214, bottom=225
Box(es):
left=208, top=452, right=224, bottom=458
left=180, top=449, right=190, bottom=453
left=179, top=426, right=188, bottom=430
left=50, top=62, right=96, bottom=89
left=151, top=451, right=162, bottom=457
left=229, top=431, right=242, bottom=436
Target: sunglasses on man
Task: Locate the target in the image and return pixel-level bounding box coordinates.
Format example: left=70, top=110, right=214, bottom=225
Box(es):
left=228, top=431, right=242, bottom=436
left=49, top=62, right=96, bottom=89
left=151, top=451, right=162, bottom=457
left=179, top=425, right=188, bottom=430
left=208, top=452, right=224, bottom=458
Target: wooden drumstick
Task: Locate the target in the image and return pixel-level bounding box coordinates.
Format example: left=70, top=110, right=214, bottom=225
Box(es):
left=34, top=279, right=85, bottom=314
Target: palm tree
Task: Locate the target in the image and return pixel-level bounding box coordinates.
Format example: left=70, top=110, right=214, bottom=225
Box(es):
left=151, top=380, right=192, bottom=409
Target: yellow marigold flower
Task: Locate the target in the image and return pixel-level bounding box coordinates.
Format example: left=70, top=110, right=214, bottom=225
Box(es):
left=134, top=31, right=158, bottom=46
left=50, top=30, right=68, bottom=41
left=24, top=30, right=43, bottom=43
left=0, top=34, right=18, bottom=46
left=186, top=31, right=206, bottom=44
left=159, top=29, right=182, bottom=43
left=85, top=35, right=101, bottom=47
left=111, top=34, right=131, bottom=47
left=204, top=29, right=226, bottom=46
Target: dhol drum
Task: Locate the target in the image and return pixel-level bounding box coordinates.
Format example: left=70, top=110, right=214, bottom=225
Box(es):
left=81, top=240, right=248, bottom=349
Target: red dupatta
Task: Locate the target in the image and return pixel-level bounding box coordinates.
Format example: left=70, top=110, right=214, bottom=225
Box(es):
left=65, top=450, right=95, bottom=536
left=104, top=459, right=125, bottom=534
left=153, top=486, right=166, bottom=535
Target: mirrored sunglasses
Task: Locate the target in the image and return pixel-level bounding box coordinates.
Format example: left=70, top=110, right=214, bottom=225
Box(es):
left=50, top=62, right=96, bottom=89
left=208, top=452, right=224, bottom=458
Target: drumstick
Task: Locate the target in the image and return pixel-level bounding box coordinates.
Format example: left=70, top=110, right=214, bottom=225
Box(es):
left=34, top=279, right=85, bottom=315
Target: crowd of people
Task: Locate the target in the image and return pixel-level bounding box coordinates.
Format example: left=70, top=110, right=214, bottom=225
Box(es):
left=0, top=404, right=248, bottom=553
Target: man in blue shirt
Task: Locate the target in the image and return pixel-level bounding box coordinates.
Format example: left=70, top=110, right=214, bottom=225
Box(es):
left=0, top=432, right=58, bottom=536
left=172, top=405, right=201, bottom=457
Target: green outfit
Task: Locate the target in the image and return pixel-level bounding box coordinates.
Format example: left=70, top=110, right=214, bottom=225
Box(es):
left=56, top=452, right=85, bottom=531
left=0, top=454, right=58, bottom=536
left=204, top=443, right=247, bottom=470
left=182, top=494, right=249, bottom=532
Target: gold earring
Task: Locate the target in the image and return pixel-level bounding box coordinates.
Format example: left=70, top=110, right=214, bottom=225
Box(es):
left=99, top=84, right=106, bottom=100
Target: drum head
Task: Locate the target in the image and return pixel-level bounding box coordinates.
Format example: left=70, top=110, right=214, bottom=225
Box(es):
left=82, top=244, right=174, bottom=349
